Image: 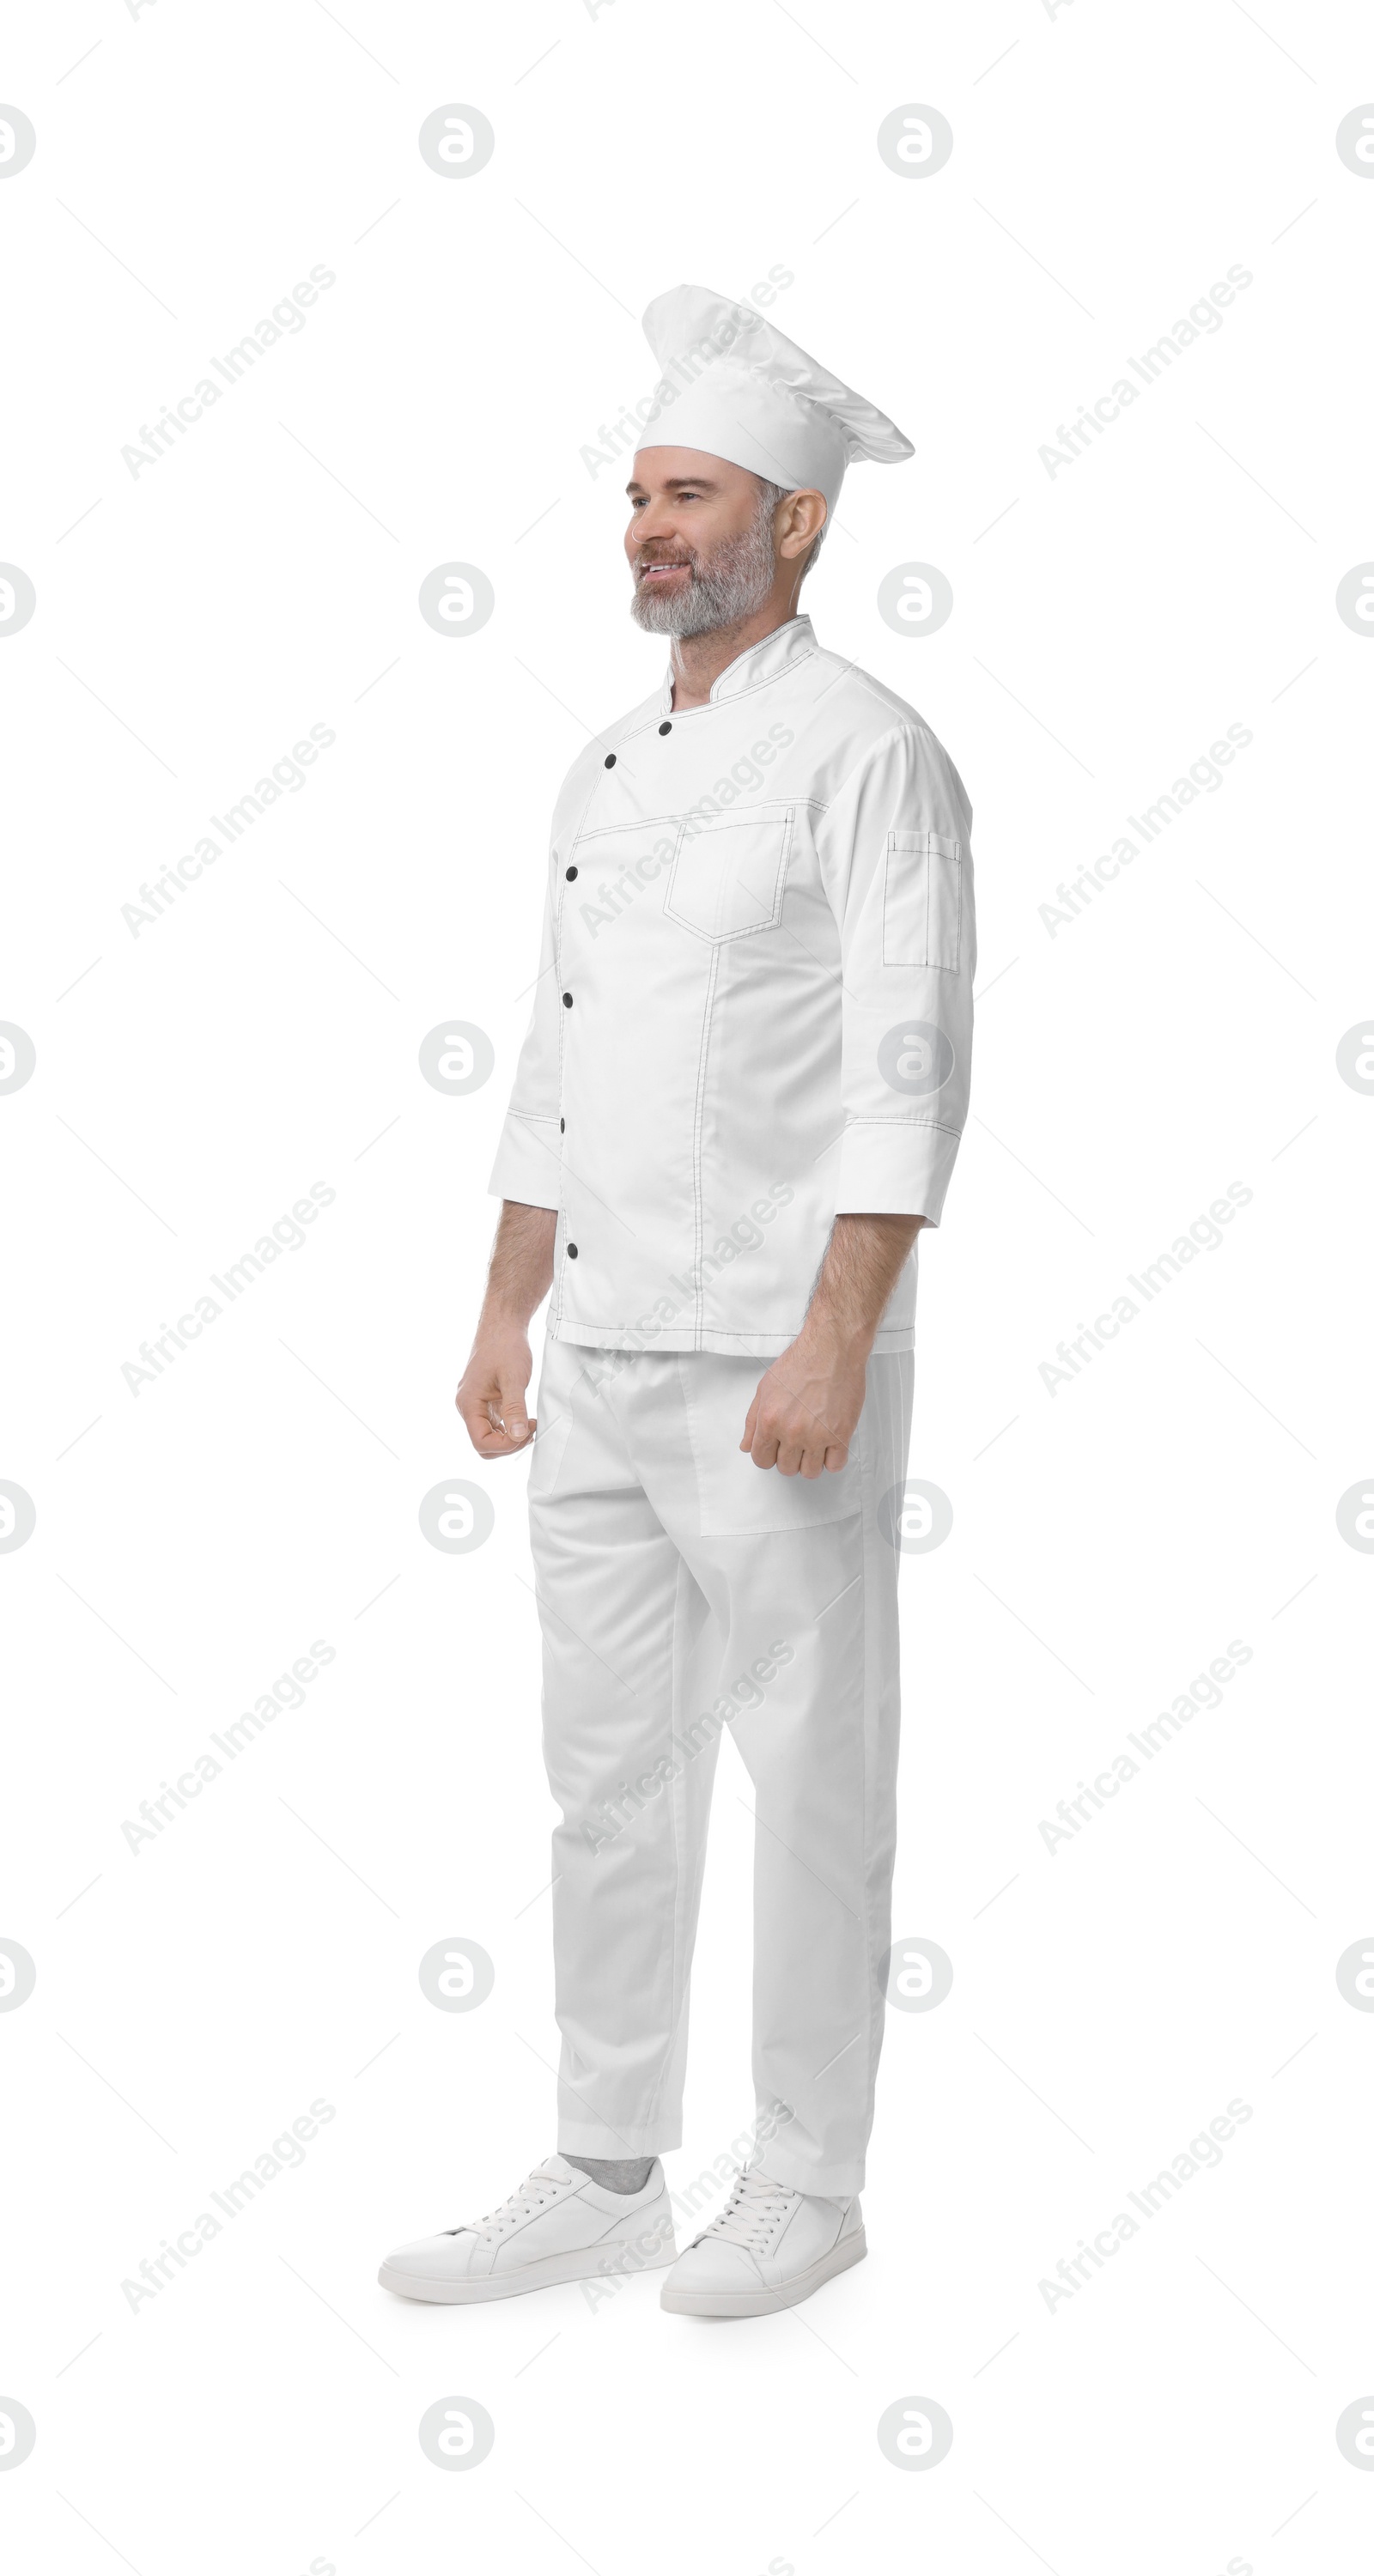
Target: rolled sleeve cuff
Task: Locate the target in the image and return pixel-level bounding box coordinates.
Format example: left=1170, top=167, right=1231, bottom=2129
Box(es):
left=487, top=1112, right=562, bottom=1210
left=833, top=1117, right=962, bottom=1226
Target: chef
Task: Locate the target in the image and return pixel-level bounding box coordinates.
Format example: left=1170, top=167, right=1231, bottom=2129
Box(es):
left=380, top=285, right=976, bottom=2322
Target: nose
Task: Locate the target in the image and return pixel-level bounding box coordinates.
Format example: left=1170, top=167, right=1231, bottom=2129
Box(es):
left=629, top=501, right=681, bottom=550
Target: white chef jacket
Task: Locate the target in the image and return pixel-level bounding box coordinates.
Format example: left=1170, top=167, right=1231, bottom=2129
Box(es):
left=488, top=614, right=975, bottom=1357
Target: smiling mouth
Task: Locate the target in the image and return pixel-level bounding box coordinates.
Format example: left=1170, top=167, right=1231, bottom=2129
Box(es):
left=638, top=559, right=691, bottom=580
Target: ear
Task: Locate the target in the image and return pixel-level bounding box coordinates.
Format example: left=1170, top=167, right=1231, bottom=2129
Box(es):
left=775, top=487, right=827, bottom=559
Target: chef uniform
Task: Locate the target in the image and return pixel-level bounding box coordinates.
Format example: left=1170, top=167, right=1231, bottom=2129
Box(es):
left=488, top=287, right=976, bottom=2198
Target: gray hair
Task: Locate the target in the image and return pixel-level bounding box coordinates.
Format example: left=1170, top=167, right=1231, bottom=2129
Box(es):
left=755, top=477, right=827, bottom=580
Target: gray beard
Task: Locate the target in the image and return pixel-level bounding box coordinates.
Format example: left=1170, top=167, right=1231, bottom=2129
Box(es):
left=629, top=500, right=776, bottom=638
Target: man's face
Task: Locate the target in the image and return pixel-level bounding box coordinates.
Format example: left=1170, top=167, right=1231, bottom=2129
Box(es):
left=624, top=449, right=780, bottom=637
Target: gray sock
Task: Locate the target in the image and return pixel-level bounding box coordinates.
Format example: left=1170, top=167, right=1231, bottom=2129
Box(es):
left=564, top=2154, right=655, bottom=2194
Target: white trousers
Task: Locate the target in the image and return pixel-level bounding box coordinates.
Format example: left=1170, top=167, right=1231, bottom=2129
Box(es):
left=529, top=1335, right=914, bottom=2197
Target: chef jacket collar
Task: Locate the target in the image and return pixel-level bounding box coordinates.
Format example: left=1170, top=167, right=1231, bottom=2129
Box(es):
left=657, top=614, right=817, bottom=717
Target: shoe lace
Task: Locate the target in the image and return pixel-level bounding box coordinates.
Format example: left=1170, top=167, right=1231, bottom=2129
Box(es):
left=698, top=2167, right=799, bottom=2251
left=447, top=2168, right=562, bottom=2243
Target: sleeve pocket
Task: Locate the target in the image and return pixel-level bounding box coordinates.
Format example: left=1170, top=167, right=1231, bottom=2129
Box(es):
left=882, top=829, right=963, bottom=971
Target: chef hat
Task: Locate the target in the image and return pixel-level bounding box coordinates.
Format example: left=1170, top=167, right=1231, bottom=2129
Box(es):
left=635, top=283, right=913, bottom=515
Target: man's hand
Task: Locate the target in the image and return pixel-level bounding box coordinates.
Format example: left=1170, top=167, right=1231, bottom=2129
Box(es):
left=455, top=1200, right=556, bottom=1459
left=741, top=1323, right=866, bottom=1477
left=741, top=1210, right=924, bottom=1475
left=457, top=1327, right=536, bottom=1458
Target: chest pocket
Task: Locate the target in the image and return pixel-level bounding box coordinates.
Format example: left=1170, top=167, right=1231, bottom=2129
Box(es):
left=883, top=829, right=964, bottom=971
left=664, top=807, right=793, bottom=943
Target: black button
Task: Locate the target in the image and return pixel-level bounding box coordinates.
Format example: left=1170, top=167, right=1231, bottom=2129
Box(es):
left=604, top=753, right=616, bottom=769
left=659, top=720, right=672, bottom=735
left=566, top=865, right=578, bottom=880
left=562, top=991, right=573, bottom=1007
left=567, top=1243, right=579, bottom=1259
left=559, top=1117, right=565, bottom=1132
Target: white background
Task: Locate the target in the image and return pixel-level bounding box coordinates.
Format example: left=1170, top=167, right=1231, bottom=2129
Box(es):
left=3, top=1, right=1372, bottom=2569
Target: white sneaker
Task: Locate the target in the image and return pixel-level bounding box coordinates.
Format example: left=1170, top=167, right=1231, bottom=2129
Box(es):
left=660, top=2166, right=866, bottom=2318
left=378, top=2154, right=676, bottom=2304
